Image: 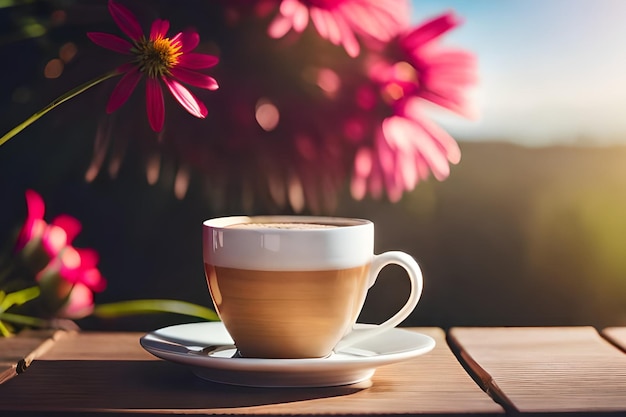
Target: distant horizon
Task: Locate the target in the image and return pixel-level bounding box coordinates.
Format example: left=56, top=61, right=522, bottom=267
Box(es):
left=411, top=0, right=626, bottom=147
left=457, top=137, right=626, bottom=149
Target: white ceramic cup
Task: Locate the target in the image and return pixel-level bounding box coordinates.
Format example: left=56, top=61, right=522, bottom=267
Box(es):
left=202, top=215, right=423, bottom=359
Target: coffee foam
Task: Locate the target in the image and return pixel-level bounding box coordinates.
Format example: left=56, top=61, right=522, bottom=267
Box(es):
left=227, top=222, right=338, bottom=230
left=204, top=217, right=374, bottom=270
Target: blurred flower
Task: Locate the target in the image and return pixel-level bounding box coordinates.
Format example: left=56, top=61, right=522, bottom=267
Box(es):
left=14, top=190, right=46, bottom=253
left=351, top=98, right=464, bottom=202
left=16, top=190, right=82, bottom=274
left=3, top=1, right=476, bottom=213
left=88, top=0, right=219, bottom=132
left=373, top=12, right=478, bottom=117
left=57, top=283, right=95, bottom=319
left=268, top=0, right=410, bottom=57
left=351, top=11, right=477, bottom=201
left=36, top=245, right=105, bottom=319
left=81, top=2, right=475, bottom=211
left=0, top=190, right=218, bottom=336
left=3, top=190, right=107, bottom=322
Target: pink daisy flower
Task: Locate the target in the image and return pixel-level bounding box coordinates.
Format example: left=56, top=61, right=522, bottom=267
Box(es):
left=373, top=11, right=478, bottom=117
left=87, top=0, right=219, bottom=132
left=14, top=190, right=106, bottom=319
left=268, top=0, right=410, bottom=57
left=351, top=12, right=477, bottom=201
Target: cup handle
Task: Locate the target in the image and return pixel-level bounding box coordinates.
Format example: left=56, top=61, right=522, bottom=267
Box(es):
left=333, top=251, right=423, bottom=352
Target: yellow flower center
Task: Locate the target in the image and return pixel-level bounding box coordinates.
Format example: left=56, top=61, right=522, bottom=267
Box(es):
left=134, top=36, right=182, bottom=78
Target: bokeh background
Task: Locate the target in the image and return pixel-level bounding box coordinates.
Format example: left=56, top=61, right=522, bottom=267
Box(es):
left=2, top=0, right=626, bottom=330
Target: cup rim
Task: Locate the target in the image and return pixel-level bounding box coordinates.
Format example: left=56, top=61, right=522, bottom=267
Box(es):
left=203, top=215, right=372, bottom=230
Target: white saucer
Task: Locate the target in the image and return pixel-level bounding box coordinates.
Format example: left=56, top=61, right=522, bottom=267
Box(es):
left=140, top=322, right=435, bottom=388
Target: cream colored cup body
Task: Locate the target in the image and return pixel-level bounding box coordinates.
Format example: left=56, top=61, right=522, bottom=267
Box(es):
left=202, top=216, right=422, bottom=359
left=205, top=264, right=370, bottom=358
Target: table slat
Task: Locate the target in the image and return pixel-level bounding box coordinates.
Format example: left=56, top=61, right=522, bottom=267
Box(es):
left=0, top=329, right=65, bottom=384
left=0, top=328, right=503, bottom=416
left=449, top=326, right=626, bottom=414
left=601, top=327, right=626, bottom=352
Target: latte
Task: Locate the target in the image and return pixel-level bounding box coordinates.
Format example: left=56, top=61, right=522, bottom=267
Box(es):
left=203, top=215, right=423, bottom=359
left=205, top=263, right=370, bottom=358
left=227, top=222, right=339, bottom=230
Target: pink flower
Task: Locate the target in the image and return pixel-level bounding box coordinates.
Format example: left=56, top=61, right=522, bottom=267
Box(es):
left=13, top=190, right=106, bottom=319
left=268, top=0, right=410, bottom=57
left=373, top=12, right=478, bottom=117
left=351, top=98, right=462, bottom=202
left=48, top=247, right=107, bottom=293
left=57, top=283, right=96, bottom=319
left=15, top=190, right=46, bottom=253
left=65, top=3, right=477, bottom=211
left=36, top=244, right=107, bottom=319
left=351, top=11, right=477, bottom=201
left=15, top=190, right=82, bottom=272
left=87, top=0, right=219, bottom=132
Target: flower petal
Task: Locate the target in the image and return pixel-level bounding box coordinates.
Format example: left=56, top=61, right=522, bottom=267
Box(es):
left=51, top=214, right=82, bottom=243
left=146, top=78, right=165, bottom=132
left=106, top=66, right=142, bottom=113
left=87, top=32, right=133, bottom=54
left=290, top=3, right=309, bottom=32
left=334, top=13, right=360, bottom=57
left=311, top=9, right=341, bottom=45
left=280, top=0, right=301, bottom=17
left=170, top=67, right=219, bottom=90
left=58, top=283, right=94, bottom=319
left=383, top=116, right=451, bottom=181
left=268, top=15, right=293, bottom=38
left=340, top=0, right=409, bottom=41
left=178, top=53, right=219, bottom=69
left=411, top=109, right=462, bottom=164
left=310, top=8, right=329, bottom=39
left=108, top=0, right=144, bottom=41
left=76, top=248, right=99, bottom=269
left=15, top=190, right=46, bottom=251
left=25, top=189, right=45, bottom=220
left=162, top=77, right=207, bottom=119
left=42, top=224, right=68, bottom=256
left=401, top=12, right=461, bottom=51
left=82, top=268, right=107, bottom=292
left=150, top=19, right=170, bottom=40
left=172, top=30, right=199, bottom=53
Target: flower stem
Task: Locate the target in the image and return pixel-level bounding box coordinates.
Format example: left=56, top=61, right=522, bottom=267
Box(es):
left=0, top=70, right=120, bottom=147
left=93, top=299, right=220, bottom=321
left=0, top=312, right=50, bottom=328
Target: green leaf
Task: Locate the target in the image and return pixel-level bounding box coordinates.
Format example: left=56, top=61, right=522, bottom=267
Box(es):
left=0, top=320, right=12, bottom=337
left=0, top=286, right=39, bottom=312
left=93, top=299, right=220, bottom=321
left=0, top=312, right=49, bottom=328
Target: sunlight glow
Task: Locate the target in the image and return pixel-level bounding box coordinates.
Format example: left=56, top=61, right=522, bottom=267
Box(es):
left=255, top=98, right=280, bottom=132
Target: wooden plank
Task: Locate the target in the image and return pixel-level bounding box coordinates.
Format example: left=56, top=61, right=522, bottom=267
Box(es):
left=0, top=329, right=66, bottom=384
left=449, top=326, right=626, bottom=414
left=601, top=327, right=626, bottom=352
left=0, top=328, right=503, bottom=416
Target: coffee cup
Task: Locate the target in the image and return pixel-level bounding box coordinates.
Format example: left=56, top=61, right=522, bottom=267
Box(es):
left=202, top=216, right=423, bottom=359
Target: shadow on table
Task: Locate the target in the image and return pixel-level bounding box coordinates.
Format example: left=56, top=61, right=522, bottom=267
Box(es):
left=0, top=360, right=368, bottom=412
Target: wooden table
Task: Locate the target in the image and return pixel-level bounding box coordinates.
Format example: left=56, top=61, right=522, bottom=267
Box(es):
left=0, top=326, right=625, bottom=416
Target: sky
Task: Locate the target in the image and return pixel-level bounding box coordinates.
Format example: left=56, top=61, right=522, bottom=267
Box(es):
left=410, top=0, right=626, bottom=146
